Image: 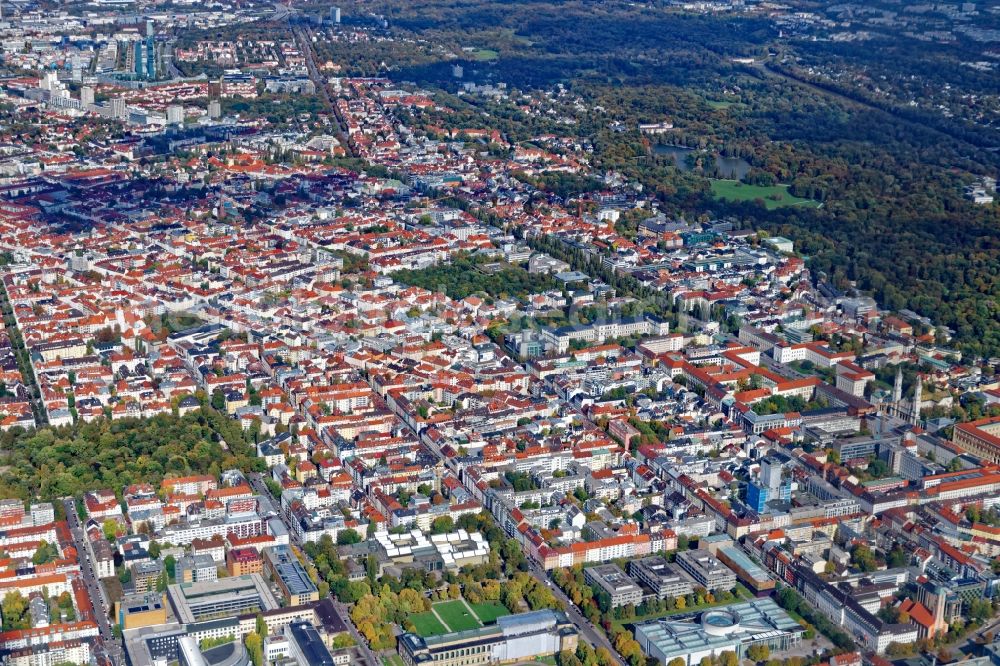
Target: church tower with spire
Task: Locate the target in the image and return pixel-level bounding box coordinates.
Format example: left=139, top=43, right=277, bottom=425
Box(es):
left=911, top=375, right=923, bottom=426
left=893, top=368, right=903, bottom=404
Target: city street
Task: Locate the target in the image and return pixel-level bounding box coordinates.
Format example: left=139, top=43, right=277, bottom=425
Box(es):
left=333, top=599, right=382, bottom=666
left=248, top=474, right=384, bottom=666
left=527, top=561, right=627, bottom=666
left=291, top=23, right=355, bottom=158
left=61, top=498, right=123, bottom=665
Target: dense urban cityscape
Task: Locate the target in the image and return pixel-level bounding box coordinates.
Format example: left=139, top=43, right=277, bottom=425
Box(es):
left=0, top=1, right=998, bottom=666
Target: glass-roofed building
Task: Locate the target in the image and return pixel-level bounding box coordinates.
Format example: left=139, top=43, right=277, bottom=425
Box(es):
left=634, top=598, right=804, bottom=666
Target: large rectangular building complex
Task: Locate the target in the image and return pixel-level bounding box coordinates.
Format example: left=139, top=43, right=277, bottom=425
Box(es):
left=398, top=610, right=578, bottom=666
left=584, top=564, right=643, bottom=608
left=953, top=416, right=1000, bottom=463
left=264, top=545, right=319, bottom=606
left=634, top=598, right=803, bottom=666
left=166, top=574, right=279, bottom=623
left=629, top=556, right=695, bottom=600
left=715, top=546, right=774, bottom=595
left=676, top=549, right=737, bottom=591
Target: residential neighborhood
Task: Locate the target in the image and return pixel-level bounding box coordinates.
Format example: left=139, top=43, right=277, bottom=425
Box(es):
left=0, top=2, right=998, bottom=666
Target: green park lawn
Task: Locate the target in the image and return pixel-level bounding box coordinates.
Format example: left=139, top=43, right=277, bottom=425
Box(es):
left=710, top=179, right=820, bottom=210
left=473, top=48, right=500, bottom=61
left=470, top=601, right=510, bottom=624
left=435, top=599, right=482, bottom=632
left=384, top=655, right=405, bottom=666
left=409, top=611, right=449, bottom=637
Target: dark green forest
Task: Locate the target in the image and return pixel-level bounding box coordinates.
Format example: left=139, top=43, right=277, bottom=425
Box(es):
left=321, top=0, right=1000, bottom=357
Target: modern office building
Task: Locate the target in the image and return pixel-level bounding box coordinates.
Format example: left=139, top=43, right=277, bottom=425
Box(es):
left=263, top=545, right=319, bottom=606
left=123, top=606, right=316, bottom=665
left=127, top=36, right=157, bottom=79
left=584, top=564, right=644, bottom=608
left=634, top=598, right=804, bottom=666
left=145, top=36, right=156, bottom=78
left=676, top=549, right=738, bottom=591
left=132, top=559, right=165, bottom=593
left=629, top=556, right=695, bottom=600
left=110, top=97, right=127, bottom=120
left=176, top=553, right=219, bottom=585
left=166, top=574, right=279, bottom=623
left=127, top=622, right=234, bottom=665
left=284, top=621, right=336, bottom=666
left=747, top=455, right=793, bottom=513
left=167, top=105, right=184, bottom=125
left=715, top=545, right=774, bottom=595
left=226, top=547, right=263, bottom=577
left=130, top=39, right=143, bottom=78
left=398, top=610, right=578, bottom=666
left=746, top=481, right=770, bottom=514
left=117, top=592, right=167, bottom=630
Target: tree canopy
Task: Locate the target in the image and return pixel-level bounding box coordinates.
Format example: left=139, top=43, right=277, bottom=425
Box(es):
left=0, top=410, right=263, bottom=501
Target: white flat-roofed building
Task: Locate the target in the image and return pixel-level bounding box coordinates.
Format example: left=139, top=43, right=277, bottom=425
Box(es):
left=629, top=556, right=695, bottom=600
left=166, top=574, right=279, bottom=624
left=675, top=549, right=737, bottom=591
left=584, top=563, right=643, bottom=608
